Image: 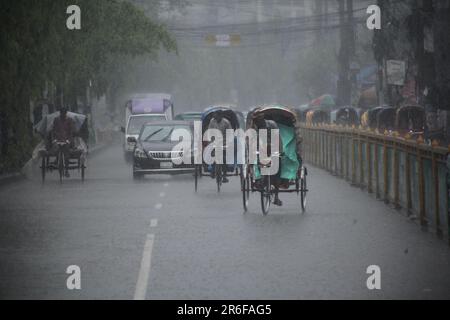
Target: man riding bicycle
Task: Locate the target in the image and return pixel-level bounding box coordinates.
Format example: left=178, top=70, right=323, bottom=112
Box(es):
left=208, top=111, right=233, bottom=183
left=52, top=107, right=75, bottom=177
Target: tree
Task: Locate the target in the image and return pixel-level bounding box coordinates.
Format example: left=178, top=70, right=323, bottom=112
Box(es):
left=0, top=0, right=176, bottom=173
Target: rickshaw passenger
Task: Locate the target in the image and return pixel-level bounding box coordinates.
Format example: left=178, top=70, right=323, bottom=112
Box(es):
left=253, top=114, right=284, bottom=206
left=254, top=112, right=302, bottom=206
left=52, top=107, right=75, bottom=177
left=208, top=111, right=233, bottom=183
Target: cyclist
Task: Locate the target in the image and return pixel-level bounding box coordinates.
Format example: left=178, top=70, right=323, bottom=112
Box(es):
left=208, top=111, right=233, bottom=183
left=52, top=107, right=75, bottom=177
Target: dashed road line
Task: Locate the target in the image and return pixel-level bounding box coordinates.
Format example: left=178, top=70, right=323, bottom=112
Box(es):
left=155, top=203, right=163, bottom=210
left=134, top=233, right=155, bottom=300
left=150, top=218, right=158, bottom=228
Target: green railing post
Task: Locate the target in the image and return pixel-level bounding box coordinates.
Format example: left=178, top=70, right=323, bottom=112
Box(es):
left=393, top=141, right=400, bottom=209
left=405, top=150, right=412, bottom=216
left=418, top=147, right=427, bottom=227
left=375, top=140, right=380, bottom=199
left=367, top=136, right=372, bottom=193
left=432, top=149, right=442, bottom=237
left=383, top=141, right=389, bottom=203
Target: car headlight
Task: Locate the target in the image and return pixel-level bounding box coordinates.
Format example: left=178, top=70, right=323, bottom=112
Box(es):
left=134, top=148, right=146, bottom=158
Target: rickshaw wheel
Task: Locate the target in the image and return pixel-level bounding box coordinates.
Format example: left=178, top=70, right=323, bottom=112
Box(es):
left=58, top=152, right=64, bottom=183
left=216, top=164, right=222, bottom=193
left=260, top=175, right=271, bottom=215
left=81, top=164, right=85, bottom=182
left=240, top=166, right=249, bottom=212
left=41, top=157, right=46, bottom=183
left=194, top=165, right=199, bottom=192
left=300, top=167, right=307, bottom=213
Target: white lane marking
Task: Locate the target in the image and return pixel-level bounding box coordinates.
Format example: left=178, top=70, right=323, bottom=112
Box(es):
left=155, top=203, right=163, bottom=210
left=159, top=192, right=166, bottom=198
left=163, top=182, right=169, bottom=187
left=150, top=219, right=158, bottom=228
left=134, top=234, right=155, bottom=300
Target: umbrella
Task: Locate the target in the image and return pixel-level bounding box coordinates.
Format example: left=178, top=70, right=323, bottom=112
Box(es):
left=310, top=94, right=335, bottom=109
left=34, top=111, right=87, bottom=136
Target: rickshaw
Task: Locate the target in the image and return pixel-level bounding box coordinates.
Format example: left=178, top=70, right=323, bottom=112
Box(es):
left=361, top=106, right=389, bottom=130
left=305, top=109, right=329, bottom=125
left=194, top=105, right=245, bottom=192
left=376, top=106, right=396, bottom=132
left=34, top=111, right=88, bottom=183
left=241, top=105, right=308, bottom=215
left=330, top=107, right=360, bottom=126
left=395, top=105, right=424, bottom=138
left=293, top=104, right=311, bottom=123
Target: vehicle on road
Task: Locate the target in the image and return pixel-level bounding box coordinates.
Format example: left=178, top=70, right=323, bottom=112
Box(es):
left=122, top=94, right=174, bottom=162
left=131, top=120, right=195, bottom=179
left=241, top=105, right=308, bottom=215
left=194, top=105, right=245, bottom=193
left=34, top=111, right=88, bottom=183
left=174, top=111, right=202, bottom=121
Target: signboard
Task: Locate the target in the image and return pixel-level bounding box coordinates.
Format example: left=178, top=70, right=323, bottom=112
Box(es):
left=386, top=60, right=406, bottom=86
left=205, top=34, right=241, bottom=47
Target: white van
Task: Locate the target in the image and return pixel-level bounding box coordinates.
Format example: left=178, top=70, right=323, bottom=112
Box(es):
left=122, top=94, right=174, bottom=162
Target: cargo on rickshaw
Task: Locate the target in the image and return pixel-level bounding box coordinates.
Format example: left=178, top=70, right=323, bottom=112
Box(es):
left=33, top=110, right=88, bottom=182
left=194, top=105, right=245, bottom=193
left=241, top=105, right=308, bottom=215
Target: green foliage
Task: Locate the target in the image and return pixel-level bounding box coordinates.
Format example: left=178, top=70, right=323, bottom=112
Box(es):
left=0, top=0, right=176, bottom=174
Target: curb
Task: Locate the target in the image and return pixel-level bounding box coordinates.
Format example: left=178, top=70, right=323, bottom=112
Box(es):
left=0, top=142, right=111, bottom=187
left=0, top=172, right=25, bottom=186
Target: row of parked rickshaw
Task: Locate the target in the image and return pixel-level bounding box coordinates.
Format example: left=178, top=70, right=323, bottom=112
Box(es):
left=294, top=104, right=425, bottom=138
left=176, top=104, right=307, bottom=215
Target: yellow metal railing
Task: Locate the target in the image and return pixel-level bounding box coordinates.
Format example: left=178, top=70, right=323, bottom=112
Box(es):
left=299, top=123, right=449, bottom=243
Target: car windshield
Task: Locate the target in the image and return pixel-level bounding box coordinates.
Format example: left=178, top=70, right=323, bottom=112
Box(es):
left=127, top=115, right=166, bottom=135
left=140, top=124, right=191, bottom=142
left=175, top=113, right=202, bottom=121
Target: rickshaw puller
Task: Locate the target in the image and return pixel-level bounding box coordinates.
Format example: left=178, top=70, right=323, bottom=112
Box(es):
left=208, top=111, right=233, bottom=183
left=52, top=107, right=76, bottom=177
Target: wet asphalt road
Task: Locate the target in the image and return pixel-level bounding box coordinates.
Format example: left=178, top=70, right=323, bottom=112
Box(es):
left=1, top=143, right=450, bottom=299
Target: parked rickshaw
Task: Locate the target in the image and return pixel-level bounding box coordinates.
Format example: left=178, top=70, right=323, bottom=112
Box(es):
left=194, top=105, right=245, bottom=192
left=293, top=104, right=311, bottom=123
left=34, top=111, right=88, bottom=183
left=241, top=105, right=308, bottom=215
left=306, top=109, right=329, bottom=125
left=396, top=105, right=424, bottom=138
left=361, top=106, right=388, bottom=130
left=376, top=106, right=396, bottom=132
left=330, top=107, right=359, bottom=126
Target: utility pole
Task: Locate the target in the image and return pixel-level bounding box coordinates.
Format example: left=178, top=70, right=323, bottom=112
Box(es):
left=336, top=0, right=355, bottom=107
left=432, top=0, right=450, bottom=142
left=315, top=0, right=324, bottom=43
left=255, top=0, right=263, bottom=105
left=337, top=0, right=350, bottom=106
